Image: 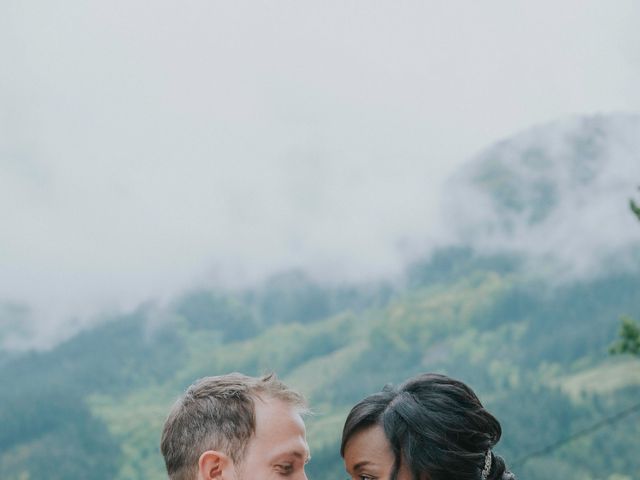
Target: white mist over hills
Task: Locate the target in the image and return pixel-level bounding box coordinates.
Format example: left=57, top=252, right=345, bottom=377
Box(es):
left=2, top=1, right=640, bottom=350
left=445, top=113, right=640, bottom=279
left=3, top=113, right=640, bottom=350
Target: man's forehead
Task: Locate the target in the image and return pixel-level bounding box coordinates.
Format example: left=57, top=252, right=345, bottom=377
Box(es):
left=254, top=395, right=306, bottom=422
left=250, top=396, right=309, bottom=455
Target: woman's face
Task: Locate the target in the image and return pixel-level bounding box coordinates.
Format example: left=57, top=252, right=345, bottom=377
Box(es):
left=343, top=425, right=412, bottom=480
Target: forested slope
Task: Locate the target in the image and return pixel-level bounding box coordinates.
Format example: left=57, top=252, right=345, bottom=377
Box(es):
left=1, top=248, right=639, bottom=480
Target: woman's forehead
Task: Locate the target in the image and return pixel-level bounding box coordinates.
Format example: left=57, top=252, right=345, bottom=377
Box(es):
left=343, top=425, right=394, bottom=463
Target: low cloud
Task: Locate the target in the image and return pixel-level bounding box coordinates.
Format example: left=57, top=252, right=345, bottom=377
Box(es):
left=1, top=1, right=640, bottom=349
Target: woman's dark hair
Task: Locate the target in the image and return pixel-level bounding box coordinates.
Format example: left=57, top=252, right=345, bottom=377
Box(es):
left=340, top=373, right=516, bottom=480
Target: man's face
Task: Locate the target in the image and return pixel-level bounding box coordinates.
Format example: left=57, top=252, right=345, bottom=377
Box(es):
left=231, top=396, right=310, bottom=480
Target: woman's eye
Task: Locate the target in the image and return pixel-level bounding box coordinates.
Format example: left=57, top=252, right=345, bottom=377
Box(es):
left=346, top=474, right=375, bottom=480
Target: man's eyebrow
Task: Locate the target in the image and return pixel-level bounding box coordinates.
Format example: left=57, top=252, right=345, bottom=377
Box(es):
left=299, top=448, right=312, bottom=462
left=273, top=449, right=311, bottom=461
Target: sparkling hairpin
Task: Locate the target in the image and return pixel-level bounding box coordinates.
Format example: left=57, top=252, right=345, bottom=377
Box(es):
left=481, top=450, right=492, bottom=480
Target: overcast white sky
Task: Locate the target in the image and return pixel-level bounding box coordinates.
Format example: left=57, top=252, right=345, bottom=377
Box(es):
left=1, top=1, right=640, bottom=347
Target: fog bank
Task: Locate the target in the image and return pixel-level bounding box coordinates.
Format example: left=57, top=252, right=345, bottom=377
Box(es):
left=2, top=1, right=640, bottom=349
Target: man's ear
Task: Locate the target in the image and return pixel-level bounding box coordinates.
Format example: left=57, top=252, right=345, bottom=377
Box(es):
left=197, top=450, right=234, bottom=480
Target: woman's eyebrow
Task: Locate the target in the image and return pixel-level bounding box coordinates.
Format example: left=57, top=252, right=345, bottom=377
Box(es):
left=353, top=460, right=373, bottom=471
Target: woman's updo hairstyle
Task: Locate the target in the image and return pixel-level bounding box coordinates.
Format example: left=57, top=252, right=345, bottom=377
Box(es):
left=340, top=373, right=516, bottom=480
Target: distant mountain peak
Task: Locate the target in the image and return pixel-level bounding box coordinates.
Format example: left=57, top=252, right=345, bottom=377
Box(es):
left=444, top=113, right=640, bottom=278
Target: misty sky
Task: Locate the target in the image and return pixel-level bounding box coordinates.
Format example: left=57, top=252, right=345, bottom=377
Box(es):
left=2, top=1, right=640, bottom=347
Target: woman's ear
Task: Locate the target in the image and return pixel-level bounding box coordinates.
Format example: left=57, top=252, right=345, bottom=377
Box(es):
left=197, top=450, right=234, bottom=480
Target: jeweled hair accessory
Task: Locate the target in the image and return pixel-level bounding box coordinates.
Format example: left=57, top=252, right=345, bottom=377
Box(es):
left=481, top=450, right=492, bottom=480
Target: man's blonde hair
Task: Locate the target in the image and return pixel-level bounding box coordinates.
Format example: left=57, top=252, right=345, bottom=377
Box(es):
left=160, top=372, right=307, bottom=480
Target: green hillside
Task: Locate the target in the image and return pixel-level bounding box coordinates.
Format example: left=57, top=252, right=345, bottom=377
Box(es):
left=1, top=247, right=639, bottom=480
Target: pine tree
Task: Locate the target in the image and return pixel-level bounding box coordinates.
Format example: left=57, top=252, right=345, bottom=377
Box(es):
left=610, top=315, right=640, bottom=356
left=610, top=188, right=640, bottom=357
left=631, top=197, right=640, bottom=222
